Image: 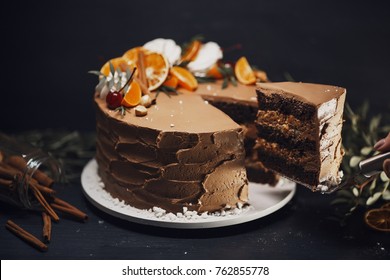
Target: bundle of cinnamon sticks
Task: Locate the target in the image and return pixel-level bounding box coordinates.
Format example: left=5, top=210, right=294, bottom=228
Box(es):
left=0, top=151, right=88, bottom=252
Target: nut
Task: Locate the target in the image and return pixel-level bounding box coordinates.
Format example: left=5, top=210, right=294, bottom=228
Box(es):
left=140, top=95, right=152, bottom=108
left=135, top=105, right=148, bottom=117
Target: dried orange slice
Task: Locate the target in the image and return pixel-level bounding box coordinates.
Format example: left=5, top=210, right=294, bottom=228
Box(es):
left=122, top=48, right=169, bottom=91
left=364, top=208, right=390, bottom=232
left=381, top=202, right=390, bottom=209
left=144, top=52, right=169, bottom=91
left=207, top=63, right=223, bottom=79
left=100, top=57, right=129, bottom=77
left=181, top=40, right=201, bottom=62
left=122, top=46, right=145, bottom=67
left=163, top=75, right=179, bottom=88
left=121, top=80, right=142, bottom=107
left=170, top=66, right=198, bottom=91
left=234, top=56, right=256, bottom=85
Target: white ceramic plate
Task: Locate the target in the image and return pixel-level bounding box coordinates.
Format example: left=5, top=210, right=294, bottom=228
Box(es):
left=81, top=159, right=296, bottom=229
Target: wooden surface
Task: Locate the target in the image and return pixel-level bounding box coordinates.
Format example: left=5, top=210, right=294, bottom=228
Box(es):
left=1, top=182, right=389, bottom=259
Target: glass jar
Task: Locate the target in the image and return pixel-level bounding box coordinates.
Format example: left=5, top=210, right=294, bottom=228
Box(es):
left=0, top=132, right=63, bottom=209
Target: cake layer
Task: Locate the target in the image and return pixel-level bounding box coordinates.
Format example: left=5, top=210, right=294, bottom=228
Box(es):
left=95, top=93, right=248, bottom=213
left=256, top=109, right=317, bottom=143
left=257, top=148, right=320, bottom=188
left=255, top=138, right=320, bottom=171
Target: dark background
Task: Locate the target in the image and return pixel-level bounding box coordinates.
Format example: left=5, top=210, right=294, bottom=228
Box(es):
left=1, top=0, right=389, bottom=131
left=1, top=0, right=390, bottom=260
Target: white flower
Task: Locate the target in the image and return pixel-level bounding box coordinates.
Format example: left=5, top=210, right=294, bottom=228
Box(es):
left=187, top=42, right=223, bottom=76
left=143, top=38, right=181, bottom=66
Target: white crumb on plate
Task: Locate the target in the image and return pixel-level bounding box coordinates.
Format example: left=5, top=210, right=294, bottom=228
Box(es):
left=93, top=178, right=252, bottom=222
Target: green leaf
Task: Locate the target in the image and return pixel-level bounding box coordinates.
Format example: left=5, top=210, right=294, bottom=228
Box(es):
left=345, top=103, right=355, bottom=119
left=336, top=189, right=356, bottom=199
left=382, top=189, right=390, bottom=200
left=229, top=75, right=238, bottom=86
left=222, top=77, right=228, bottom=89
left=366, top=192, right=382, bottom=206
left=359, top=100, right=369, bottom=119
left=330, top=198, right=352, bottom=205
left=349, top=156, right=362, bottom=168
left=380, top=171, right=389, bottom=182
left=196, top=76, right=216, bottom=83
left=108, top=77, right=114, bottom=90
left=361, top=132, right=372, bottom=146
left=109, top=61, right=115, bottom=76
left=88, top=70, right=103, bottom=76
left=283, top=72, right=295, bottom=82
left=369, top=115, right=381, bottom=134
left=369, top=178, right=377, bottom=193
left=360, top=146, right=372, bottom=156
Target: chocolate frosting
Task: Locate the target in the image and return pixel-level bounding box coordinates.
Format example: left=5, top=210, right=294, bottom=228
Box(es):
left=95, top=92, right=248, bottom=213
left=257, top=82, right=346, bottom=106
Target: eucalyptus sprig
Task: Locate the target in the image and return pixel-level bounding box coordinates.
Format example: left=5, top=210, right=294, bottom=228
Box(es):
left=332, top=101, right=390, bottom=220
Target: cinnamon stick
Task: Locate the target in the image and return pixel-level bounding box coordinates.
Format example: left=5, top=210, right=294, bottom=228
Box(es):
left=42, top=212, right=51, bottom=242
left=30, top=183, right=59, bottom=222
left=30, top=178, right=56, bottom=196
left=50, top=203, right=88, bottom=222
left=53, top=197, right=78, bottom=210
left=5, top=220, right=48, bottom=252
left=0, top=178, right=13, bottom=187
left=134, top=76, right=151, bottom=95
left=7, top=155, right=54, bottom=187
left=0, top=164, right=18, bottom=180
left=137, top=50, right=149, bottom=91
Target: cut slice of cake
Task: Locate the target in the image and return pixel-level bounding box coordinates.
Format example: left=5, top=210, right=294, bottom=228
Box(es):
left=255, top=82, right=346, bottom=191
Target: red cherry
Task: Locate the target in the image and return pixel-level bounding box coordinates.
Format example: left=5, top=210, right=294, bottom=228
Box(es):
left=106, top=91, right=123, bottom=109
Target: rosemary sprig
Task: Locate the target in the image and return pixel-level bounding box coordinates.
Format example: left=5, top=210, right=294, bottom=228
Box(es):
left=156, top=85, right=182, bottom=99
left=195, top=76, right=216, bottom=84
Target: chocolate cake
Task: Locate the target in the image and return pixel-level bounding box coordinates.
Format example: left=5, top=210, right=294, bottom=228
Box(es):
left=95, top=92, right=248, bottom=213
left=255, top=82, right=346, bottom=191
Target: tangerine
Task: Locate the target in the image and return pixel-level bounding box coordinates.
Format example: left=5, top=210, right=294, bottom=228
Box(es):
left=234, top=56, right=256, bottom=85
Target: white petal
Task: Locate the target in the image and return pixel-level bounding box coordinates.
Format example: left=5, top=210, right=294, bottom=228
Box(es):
left=187, top=42, right=223, bottom=74
left=143, top=38, right=181, bottom=65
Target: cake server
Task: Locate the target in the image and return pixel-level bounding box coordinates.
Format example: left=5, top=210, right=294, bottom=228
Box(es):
left=325, top=151, right=390, bottom=194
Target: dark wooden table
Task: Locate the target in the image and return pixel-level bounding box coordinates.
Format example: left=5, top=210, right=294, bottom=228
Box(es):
left=1, top=179, right=389, bottom=260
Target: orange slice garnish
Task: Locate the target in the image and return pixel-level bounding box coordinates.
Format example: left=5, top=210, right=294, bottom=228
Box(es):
left=364, top=208, right=390, bottom=232
left=381, top=202, right=390, bottom=209
left=121, top=80, right=142, bottom=107
left=144, top=52, right=169, bottom=91
left=100, top=57, right=129, bottom=77
left=122, top=47, right=169, bottom=91
left=207, top=63, right=223, bottom=79
left=163, top=75, right=179, bottom=88
left=234, top=56, right=256, bottom=85
left=170, top=66, right=198, bottom=91
left=122, top=47, right=145, bottom=67
left=181, top=40, right=201, bottom=62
